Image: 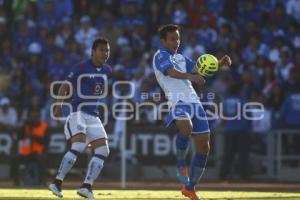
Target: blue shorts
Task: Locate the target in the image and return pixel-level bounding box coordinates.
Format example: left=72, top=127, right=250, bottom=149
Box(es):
left=165, top=102, right=210, bottom=134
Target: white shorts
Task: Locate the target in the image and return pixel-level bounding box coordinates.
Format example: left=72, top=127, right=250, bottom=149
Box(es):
left=64, top=111, right=107, bottom=144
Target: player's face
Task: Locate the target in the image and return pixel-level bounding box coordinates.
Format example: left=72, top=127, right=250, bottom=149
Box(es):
left=161, top=30, right=180, bottom=54
left=93, top=44, right=110, bottom=65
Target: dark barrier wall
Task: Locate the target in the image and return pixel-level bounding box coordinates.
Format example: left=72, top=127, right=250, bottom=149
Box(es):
left=0, top=125, right=179, bottom=168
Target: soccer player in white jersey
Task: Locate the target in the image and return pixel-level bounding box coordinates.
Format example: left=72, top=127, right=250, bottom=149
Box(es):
left=152, top=24, right=231, bottom=200
left=49, top=38, right=112, bottom=199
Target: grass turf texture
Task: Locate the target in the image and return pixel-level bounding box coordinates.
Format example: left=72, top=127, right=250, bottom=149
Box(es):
left=0, top=189, right=300, bottom=200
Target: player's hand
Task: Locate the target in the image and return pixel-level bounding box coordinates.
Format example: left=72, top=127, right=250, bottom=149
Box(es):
left=53, top=105, right=63, bottom=118
left=219, top=55, right=232, bottom=66
left=188, top=74, right=206, bottom=86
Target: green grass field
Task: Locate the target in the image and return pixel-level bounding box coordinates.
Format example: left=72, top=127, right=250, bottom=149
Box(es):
left=0, top=189, right=300, bottom=200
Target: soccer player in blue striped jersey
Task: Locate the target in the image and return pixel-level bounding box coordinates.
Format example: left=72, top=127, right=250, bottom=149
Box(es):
left=152, top=24, right=231, bottom=200
left=49, top=38, right=112, bottom=199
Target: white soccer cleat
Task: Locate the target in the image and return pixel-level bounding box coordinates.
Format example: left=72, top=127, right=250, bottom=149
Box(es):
left=49, top=183, right=63, bottom=198
left=77, top=187, right=95, bottom=199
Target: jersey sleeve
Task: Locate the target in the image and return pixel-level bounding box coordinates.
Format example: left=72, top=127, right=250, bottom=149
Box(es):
left=154, top=51, right=174, bottom=75
left=185, top=57, right=196, bottom=74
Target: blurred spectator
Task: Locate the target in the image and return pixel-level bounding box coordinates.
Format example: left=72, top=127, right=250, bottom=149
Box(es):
left=242, top=34, right=269, bottom=65
left=171, top=0, right=188, bottom=25
left=0, top=97, right=17, bottom=131
left=117, top=0, right=145, bottom=30
left=115, top=46, right=139, bottom=80
left=285, top=0, right=300, bottom=22
left=183, top=32, right=205, bottom=60
left=210, top=71, right=230, bottom=98
left=37, top=1, right=59, bottom=29
left=100, top=14, right=121, bottom=57
left=221, top=0, right=238, bottom=21
left=267, top=84, right=285, bottom=112
left=55, top=17, right=73, bottom=48
left=268, top=36, right=285, bottom=63
left=145, top=0, right=162, bottom=33
left=279, top=83, right=300, bottom=129
left=274, top=46, right=294, bottom=83
left=75, top=15, right=98, bottom=56
left=279, top=82, right=300, bottom=155
left=216, top=23, right=233, bottom=50
left=251, top=94, right=273, bottom=154
left=11, top=109, right=49, bottom=186
left=195, top=16, right=218, bottom=51
left=219, top=83, right=251, bottom=180
left=11, top=0, right=32, bottom=22
left=0, top=16, right=8, bottom=41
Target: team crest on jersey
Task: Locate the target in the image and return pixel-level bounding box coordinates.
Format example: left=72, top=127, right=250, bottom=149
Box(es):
left=94, top=83, right=102, bottom=95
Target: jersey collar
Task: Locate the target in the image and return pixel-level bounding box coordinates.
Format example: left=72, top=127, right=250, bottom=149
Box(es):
left=88, top=59, right=104, bottom=69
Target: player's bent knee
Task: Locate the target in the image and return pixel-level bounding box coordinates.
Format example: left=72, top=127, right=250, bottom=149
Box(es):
left=70, top=142, right=86, bottom=154
left=94, top=145, right=110, bottom=158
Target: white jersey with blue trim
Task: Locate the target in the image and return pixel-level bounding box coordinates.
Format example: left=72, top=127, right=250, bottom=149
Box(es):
left=152, top=48, right=200, bottom=105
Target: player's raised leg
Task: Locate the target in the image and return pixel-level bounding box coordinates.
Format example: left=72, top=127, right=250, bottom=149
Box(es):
left=49, top=133, right=86, bottom=198
left=175, top=119, right=192, bottom=184
left=77, top=138, right=109, bottom=199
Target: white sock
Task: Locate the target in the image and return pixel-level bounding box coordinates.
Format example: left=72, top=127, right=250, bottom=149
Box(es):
left=84, top=157, right=104, bottom=185
left=56, top=151, right=77, bottom=181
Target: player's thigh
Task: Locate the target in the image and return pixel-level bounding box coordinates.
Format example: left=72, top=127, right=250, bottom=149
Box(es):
left=64, top=112, right=87, bottom=141
left=70, top=133, right=86, bottom=143
left=85, top=115, right=108, bottom=145
left=169, top=102, right=193, bottom=136
left=175, top=119, right=193, bottom=137
left=90, top=138, right=108, bottom=149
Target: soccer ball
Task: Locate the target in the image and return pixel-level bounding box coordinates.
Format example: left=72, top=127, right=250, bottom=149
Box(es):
left=196, top=54, right=219, bottom=76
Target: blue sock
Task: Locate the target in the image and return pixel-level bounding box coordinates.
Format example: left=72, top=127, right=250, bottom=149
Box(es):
left=175, top=134, right=189, bottom=168
left=187, top=153, right=208, bottom=191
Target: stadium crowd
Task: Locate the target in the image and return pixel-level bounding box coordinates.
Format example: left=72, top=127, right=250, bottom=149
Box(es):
left=0, top=0, right=300, bottom=183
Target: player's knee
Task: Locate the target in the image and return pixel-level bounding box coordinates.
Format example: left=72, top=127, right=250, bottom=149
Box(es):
left=70, top=142, right=86, bottom=155
left=94, top=145, right=110, bottom=158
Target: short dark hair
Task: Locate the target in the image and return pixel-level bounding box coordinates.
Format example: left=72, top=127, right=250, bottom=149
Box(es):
left=92, top=37, right=109, bottom=50
left=158, top=24, right=179, bottom=39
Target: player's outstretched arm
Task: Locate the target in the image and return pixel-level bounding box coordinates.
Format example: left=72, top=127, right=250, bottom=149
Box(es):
left=53, top=82, right=70, bottom=118
left=166, top=68, right=205, bottom=86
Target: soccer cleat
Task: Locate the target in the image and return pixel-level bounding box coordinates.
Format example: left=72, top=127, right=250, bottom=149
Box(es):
left=181, top=186, right=202, bottom=200
left=77, top=187, right=95, bottom=199
left=49, top=183, right=63, bottom=198
left=176, top=166, right=189, bottom=184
